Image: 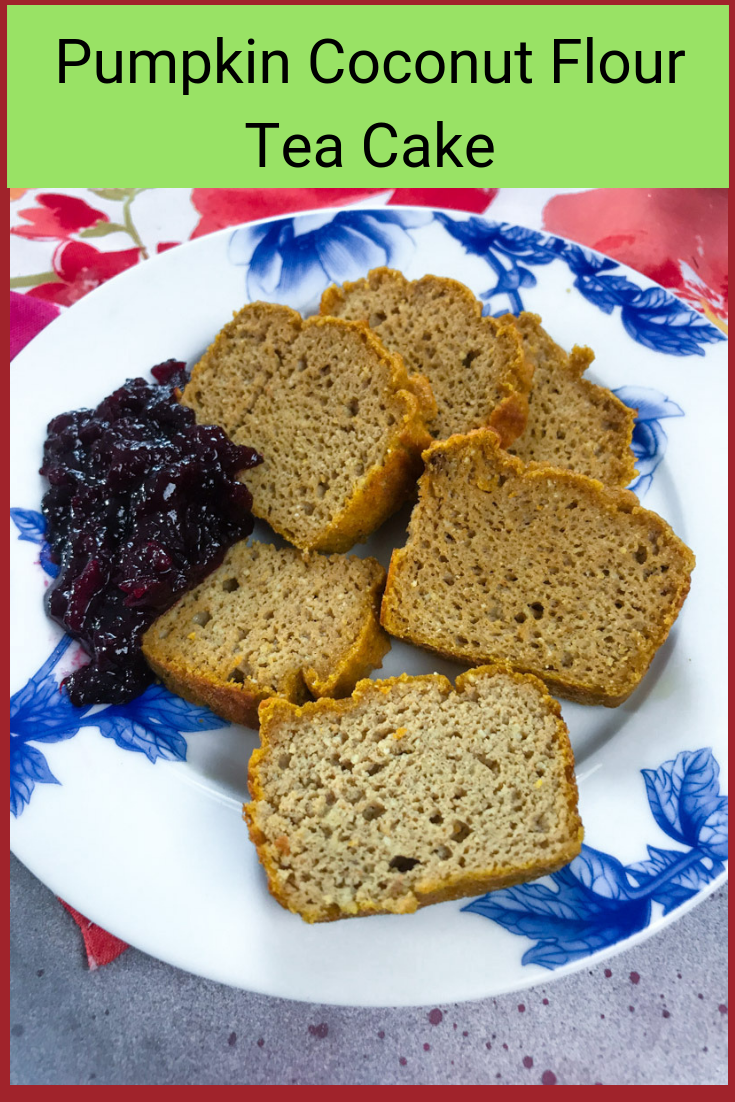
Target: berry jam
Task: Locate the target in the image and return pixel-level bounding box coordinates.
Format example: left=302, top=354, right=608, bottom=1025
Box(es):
left=40, top=360, right=262, bottom=706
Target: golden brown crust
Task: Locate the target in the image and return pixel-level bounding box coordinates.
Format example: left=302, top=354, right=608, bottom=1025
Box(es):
left=143, top=553, right=391, bottom=728
left=321, top=267, right=535, bottom=447
left=146, top=658, right=273, bottom=729
left=182, top=304, right=436, bottom=554
left=319, top=281, right=349, bottom=317
left=486, top=390, right=532, bottom=449
left=245, top=666, right=583, bottom=922
left=245, top=848, right=586, bottom=924
left=380, top=429, right=695, bottom=708
left=404, top=369, right=439, bottom=425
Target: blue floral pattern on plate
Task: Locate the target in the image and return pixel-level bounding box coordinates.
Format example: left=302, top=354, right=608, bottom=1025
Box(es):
left=10, top=618, right=226, bottom=818
left=432, top=214, right=725, bottom=356
left=463, top=747, right=727, bottom=968
left=225, top=208, right=698, bottom=499
left=228, top=208, right=723, bottom=356
left=612, top=388, right=685, bottom=496
left=229, top=209, right=432, bottom=308
left=9, top=508, right=57, bottom=576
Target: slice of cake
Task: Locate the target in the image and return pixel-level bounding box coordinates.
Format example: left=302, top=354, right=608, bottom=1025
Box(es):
left=381, top=430, right=695, bottom=707
left=181, top=302, right=437, bottom=553
left=506, top=313, right=637, bottom=487
left=142, top=541, right=390, bottom=727
left=245, top=666, right=583, bottom=922
left=320, top=267, right=533, bottom=445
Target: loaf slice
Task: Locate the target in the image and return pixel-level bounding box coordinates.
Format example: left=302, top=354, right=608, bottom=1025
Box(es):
left=181, top=302, right=436, bottom=553
left=506, top=313, right=637, bottom=486
left=245, top=666, right=583, bottom=922
left=381, top=430, right=695, bottom=707
left=142, top=541, right=390, bottom=727
left=320, top=267, right=533, bottom=445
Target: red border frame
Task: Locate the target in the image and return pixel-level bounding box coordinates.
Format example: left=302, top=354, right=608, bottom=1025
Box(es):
left=5, top=2, right=731, bottom=1090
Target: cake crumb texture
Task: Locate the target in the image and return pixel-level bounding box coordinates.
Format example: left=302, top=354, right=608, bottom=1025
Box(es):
left=143, top=541, right=390, bottom=727
left=321, top=267, right=533, bottom=446
left=246, top=666, right=583, bottom=922
left=381, top=430, right=695, bottom=707
left=507, top=312, right=637, bottom=487
left=182, top=301, right=436, bottom=552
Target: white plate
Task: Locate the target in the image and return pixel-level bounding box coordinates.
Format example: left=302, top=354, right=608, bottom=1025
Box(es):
left=10, top=207, right=728, bottom=1006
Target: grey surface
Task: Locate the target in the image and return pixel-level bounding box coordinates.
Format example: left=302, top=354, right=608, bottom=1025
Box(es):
left=10, top=856, right=727, bottom=1085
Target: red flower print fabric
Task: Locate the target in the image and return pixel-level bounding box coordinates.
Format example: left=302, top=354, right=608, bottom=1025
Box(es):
left=27, top=242, right=141, bottom=306
left=189, top=188, right=499, bottom=237
left=190, top=188, right=387, bottom=237
left=9, top=188, right=726, bottom=328
left=543, top=188, right=727, bottom=329
left=12, top=193, right=109, bottom=241
left=387, top=188, right=498, bottom=212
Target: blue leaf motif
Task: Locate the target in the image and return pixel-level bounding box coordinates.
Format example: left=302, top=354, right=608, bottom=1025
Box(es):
left=561, top=243, right=619, bottom=278
left=642, top=758, right=688, bottom=845
left=613, top=388, right=684, bottom=423
left=697, top=799, right=728, bottom=861
left=10, top=636, right=228, bottom=812
left=9, top=508, right=46, bottom=544
left=464, top=746, right=727, bottom=969
left=488, top=224, right=559, bottom=265
left=628, top=846, right=724, bottom=915
left=568, top=846, right=632, bottom=900
left=676, top=749, right=726, bottom=847
left=93, top=684, right=226, bottom=763
left=620, top=305, right=718, bottom=357
left=10, top=508, right=58, bottom=577
left=93, top=709, right=188, bottom=763
left=612, top=387, right=684, bottom=496
left=127, top=683, right=228, bottom=735
left=10, top=636, right=83, bottom=744
left=642, top=748, right=726, bottom=852
left=463, top=857, right=650, bottom=969
left=574, top=273, right=641, bottom=314
left=629, top=286, right=679, bottom=312
left=10, top=740, right=59, bottom=818
left=430, top=213, right=724, bottom=355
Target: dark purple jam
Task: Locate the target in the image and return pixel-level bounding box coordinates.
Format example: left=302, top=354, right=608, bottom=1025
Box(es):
left=40, top=360, right=261, bottom=706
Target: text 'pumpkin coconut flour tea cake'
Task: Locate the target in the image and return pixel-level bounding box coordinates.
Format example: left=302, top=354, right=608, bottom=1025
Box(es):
left=381, top=430, right=695, bottom=707
left=245, top=666, right=583, bottom=922
left=181, top=302, right=437, bottom=553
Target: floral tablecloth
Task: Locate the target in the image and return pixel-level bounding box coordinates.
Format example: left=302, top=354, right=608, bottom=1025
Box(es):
left=10, top=188, right=728, bottom=331
left=9, top=187, right=728, bottom=971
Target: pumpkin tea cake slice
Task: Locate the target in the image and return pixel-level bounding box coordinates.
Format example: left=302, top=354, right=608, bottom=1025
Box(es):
left=142, top=541, right=390, bottom=728
left=320, top=267, right=533, bottom=445
left=181, top=302, right=436, bottom=553
left=245, top=666, right=583, bottom=922
left=381, top=430, right=695, bottom=707
left=506, top=312, right=637, bottom=487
